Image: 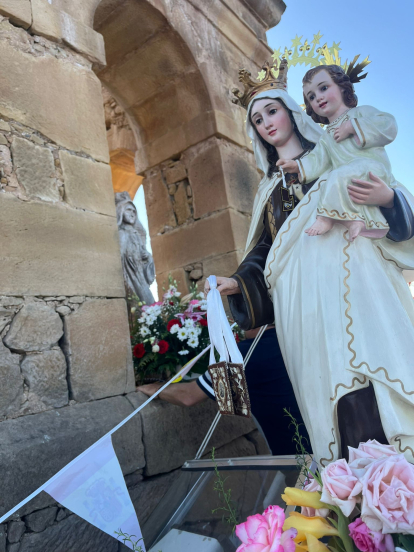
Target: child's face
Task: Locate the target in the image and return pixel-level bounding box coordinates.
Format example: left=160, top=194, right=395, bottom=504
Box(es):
left=303, top=69, right=345, bottom=121
left=251, top=98, right=295, bottom=148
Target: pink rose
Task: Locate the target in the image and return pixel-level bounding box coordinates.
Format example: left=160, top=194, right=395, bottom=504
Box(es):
left=301, top=477, right=330, bottom=518
left=349, top=440, right=399, bottom=478
left=349, top=518, right=394, bottom=552
left=236, top=505, right=297, bottom=552
left=361, top=454, right=414, bottom=534
left=321, top=459, right=362, bottom=517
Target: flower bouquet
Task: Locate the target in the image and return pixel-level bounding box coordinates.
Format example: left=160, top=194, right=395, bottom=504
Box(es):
left=235, top=439, right=414, bottom=552
left=130, top=280, right=242, bottom=384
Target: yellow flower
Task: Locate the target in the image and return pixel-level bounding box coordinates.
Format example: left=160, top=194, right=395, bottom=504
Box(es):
left=305, top=533, right=331, bottom=552
left=283, top=512, right=339, bottom=541
left=282, top=487, right=329, bottom=510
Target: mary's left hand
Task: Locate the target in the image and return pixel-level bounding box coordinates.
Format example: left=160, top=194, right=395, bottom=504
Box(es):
left=348, top=172, right=395, bottom=209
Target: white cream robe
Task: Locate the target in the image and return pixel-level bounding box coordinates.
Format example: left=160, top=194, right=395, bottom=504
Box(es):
left=244, top=90, right=414, bottom=466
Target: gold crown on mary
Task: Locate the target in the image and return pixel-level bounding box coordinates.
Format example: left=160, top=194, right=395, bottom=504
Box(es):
left=232, top=59, right=288, bottom=109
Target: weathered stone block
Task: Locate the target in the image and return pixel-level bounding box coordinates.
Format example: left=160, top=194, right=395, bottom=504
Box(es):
left=187, top=141, right=227, bottom=219
left=220, top=141, right=259, bottom=215
left=61, top=12, right=106, bottom=66
left=204, top=434, right=256, bottom=459
left=4, top=303, right=63, bottom=353
left=0, top=38, right=109, bottom=162
left=30, top=0, right=62, bottom=42
left=0, top=146, right=14, bottom=179
left=127, top=392, right=255, bottom=477
left=144, top=170, right=176, bottom=236
left=0, top=341, right=23, bottom=417
left=21, top=349, right=68, bottom=409
left=203, top=250, right=244, bottom=280
left=129, top=469, right=182, bottom=529
left=31, top=0, right=106, bottom=65
left=0, top=193, right=125, bottom=297
left=19, top=514, right=118, bottom=552
left=164, top=162, right=187, bottom=184
left=173, top=181, right=191, bottom=225
left=59, top=151, right=115, bottom=216
left=0, top=396, right=144, bottom=514
left=187, top=139, right=259, bottom=219
left=7, top=520, right=25, bottom=544
left=24, top=506, right=58, bottom=533
left=12, top=137, right=58, bottom=202
left=0, top=309, right=12, bottom=334
left=151, top=209, right=250, bottom=274
left=0, top=0, right=31, bottom=29
left=63, top=299, right=135, bottom=402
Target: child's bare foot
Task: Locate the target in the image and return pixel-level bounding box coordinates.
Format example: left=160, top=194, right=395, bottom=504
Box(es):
left=305, top=216, right=334, bottom=236
left=347, top=221, right=365, bottom=242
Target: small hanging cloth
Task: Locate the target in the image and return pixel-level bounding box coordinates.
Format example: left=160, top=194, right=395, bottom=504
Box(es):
left=206, top=275, right=251, bottom=417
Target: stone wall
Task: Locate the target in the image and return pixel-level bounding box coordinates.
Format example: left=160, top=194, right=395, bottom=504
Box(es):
left=0, top=0, right=284, bottom=549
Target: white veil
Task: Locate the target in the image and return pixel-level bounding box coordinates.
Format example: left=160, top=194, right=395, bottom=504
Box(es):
left=246, top=89, right=323, bottom=175
left=243, top=89, right=323, bottom=256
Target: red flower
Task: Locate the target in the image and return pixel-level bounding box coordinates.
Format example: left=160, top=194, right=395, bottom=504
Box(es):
left=158, top=340, right=169, bottom=354
left=169, top=301, right=174, bottom=306
left=199, top=319, right=208, bottom=327
left=167, top=319, right=182, bottom=332
left=133, top=343, right=146, bottom=358
left=235, top=333, right=240, bottom=343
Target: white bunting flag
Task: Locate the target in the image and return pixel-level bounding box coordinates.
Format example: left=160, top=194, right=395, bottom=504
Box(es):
left=44, top=435, right=144, bottom=551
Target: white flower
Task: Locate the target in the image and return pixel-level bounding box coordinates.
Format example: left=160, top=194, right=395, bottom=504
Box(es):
left=197, top=292, right=205, bottom=299
left=152, top=344, right=160, bottom=353
left=169, top=323, right=180, bottom=334
left=174, top=291, right=181, bottom=297
left=178, top=349, right=189, bottom=355
left=177, top=328, right=188, bottom=341
left=184, top=318, right=195, bottom=328
left=140, top=326, right=150, bottom=337
left=195, top=326, right=202, bottom=336
left=199, top=300, right=207, bottom=311
left=138, top=317, right=145, bottom=324
left=187, top=327, right=198, bottom=338
left=188, top=337, right=199, bottom=348
left=146, top=315, right=157, bottom=326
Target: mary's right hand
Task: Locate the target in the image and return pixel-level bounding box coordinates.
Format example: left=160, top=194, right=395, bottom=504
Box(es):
left=204, top=277, right=241, bottom=297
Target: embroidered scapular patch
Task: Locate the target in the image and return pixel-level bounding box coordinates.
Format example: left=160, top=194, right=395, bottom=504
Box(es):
left=228, top=363, right=251, bottom=418
left=208, top=362, right=234, bottom=416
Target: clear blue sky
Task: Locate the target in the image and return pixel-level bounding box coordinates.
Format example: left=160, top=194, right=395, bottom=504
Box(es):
left=267, top=0, right=414, bottom=193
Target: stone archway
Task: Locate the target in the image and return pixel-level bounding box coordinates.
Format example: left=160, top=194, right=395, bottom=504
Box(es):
left=93, top=0, right=272, bottom=295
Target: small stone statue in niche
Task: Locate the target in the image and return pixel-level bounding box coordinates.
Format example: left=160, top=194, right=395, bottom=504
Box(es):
left=115, top=192, right=155, bottom=305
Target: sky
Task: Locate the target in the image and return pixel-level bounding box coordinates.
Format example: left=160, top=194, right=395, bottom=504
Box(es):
left=266, top=0, right=414, bottom=193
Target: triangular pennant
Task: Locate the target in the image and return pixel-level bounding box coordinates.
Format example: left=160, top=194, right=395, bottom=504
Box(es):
left=44, top=435, right=144, bottom=551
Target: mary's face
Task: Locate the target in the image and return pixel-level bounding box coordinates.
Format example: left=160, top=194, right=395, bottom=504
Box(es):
left=123, top=205, right=137, bottom=225
left=250, top=99, right=295, bottom=148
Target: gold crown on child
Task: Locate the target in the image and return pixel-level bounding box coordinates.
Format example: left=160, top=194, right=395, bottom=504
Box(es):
left=231, top=58, right=289, bottom=109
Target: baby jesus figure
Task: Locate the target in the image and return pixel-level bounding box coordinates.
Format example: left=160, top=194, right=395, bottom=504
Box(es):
left=278, top=65, right=397, bottom=241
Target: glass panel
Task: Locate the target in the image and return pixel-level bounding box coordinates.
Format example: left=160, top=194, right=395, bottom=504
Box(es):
left=143, top=456, right=301, bottom=551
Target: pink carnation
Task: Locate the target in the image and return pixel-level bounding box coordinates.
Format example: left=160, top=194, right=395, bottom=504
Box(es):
left=302, top=477, right=329, bottom=518
left=236, top=505, right=297, bottom=552
left=321, top=458, right=362, bottom=517
left=349, top=518, right=394, bottom=552
left=361, top=454, right=414, bottom=534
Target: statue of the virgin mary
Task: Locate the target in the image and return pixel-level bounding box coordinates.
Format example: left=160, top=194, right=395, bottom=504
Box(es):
left=207, top=59, right=414, bottom=466
left=115, top=192, right=155, bottom=306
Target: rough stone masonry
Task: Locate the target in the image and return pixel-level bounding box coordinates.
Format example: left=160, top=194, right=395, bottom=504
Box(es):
left=0, top=0, right=285, bottom=549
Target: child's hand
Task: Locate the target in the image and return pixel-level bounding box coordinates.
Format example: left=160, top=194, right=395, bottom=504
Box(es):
left=333, top=120, right=355, bottom=143
left=276, top=159, right=299, bottom=173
